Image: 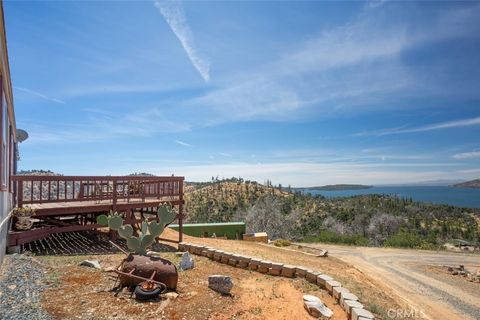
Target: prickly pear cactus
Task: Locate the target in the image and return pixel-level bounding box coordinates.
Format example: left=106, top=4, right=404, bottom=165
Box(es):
left=96, top=203, right=177, bottom=255
left=157, top=204, right=177, bottom=225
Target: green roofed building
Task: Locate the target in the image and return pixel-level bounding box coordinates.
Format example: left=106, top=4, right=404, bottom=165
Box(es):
left=169, top=222, right=246, bottom=240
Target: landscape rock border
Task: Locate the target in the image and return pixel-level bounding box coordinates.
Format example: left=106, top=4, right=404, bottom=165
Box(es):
left=179, top=242, right=375, bottom=320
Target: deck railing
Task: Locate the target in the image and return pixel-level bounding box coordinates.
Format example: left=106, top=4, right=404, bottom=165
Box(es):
left=11, top=175, right=185, bottom=207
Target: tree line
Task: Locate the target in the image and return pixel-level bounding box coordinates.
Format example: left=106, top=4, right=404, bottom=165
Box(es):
left=184, top=178, right=480, bottom=249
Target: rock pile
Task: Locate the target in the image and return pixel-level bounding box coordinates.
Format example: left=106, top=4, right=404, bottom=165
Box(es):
left=444, top=265, right=480, bottom=283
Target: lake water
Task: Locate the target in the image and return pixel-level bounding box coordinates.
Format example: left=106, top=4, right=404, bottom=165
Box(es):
left=302, top=186, right=480, bottom=209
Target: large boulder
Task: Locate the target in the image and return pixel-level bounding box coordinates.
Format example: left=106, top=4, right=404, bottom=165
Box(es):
left=208, top=275, right=234, bottom=295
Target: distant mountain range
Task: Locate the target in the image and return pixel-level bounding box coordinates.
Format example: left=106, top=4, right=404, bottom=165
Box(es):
left=301, top=184, right=372, bottom=191
left=453, top=179, right=480, bottom=189
left=378, top=179, right=467, bottom=187
left=297, top=179, right=480, bottom=189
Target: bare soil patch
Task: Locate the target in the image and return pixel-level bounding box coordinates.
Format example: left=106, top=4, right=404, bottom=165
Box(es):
left=39, top=251, right=345, bottom=320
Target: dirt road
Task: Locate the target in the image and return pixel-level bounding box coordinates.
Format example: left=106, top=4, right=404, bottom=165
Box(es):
left=302, top=243, right=480, bottom=320
left=164, top=229, right=479, bottom=319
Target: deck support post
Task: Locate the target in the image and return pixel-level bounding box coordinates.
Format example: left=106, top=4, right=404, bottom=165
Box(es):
left=7, top=245, right=21, bottom=254
left=178, top=211, right=183, bottom=242
left=178, top=205, right=183, bottom=243
left=131, top=209, right=136, bottom=224
left=109, top=228, right=118, bottom=241
left=17, top=179, right=23, bottom=207
left=178, top=177, right=184, bottom=244
left=112, top=179, right=117, bottom=212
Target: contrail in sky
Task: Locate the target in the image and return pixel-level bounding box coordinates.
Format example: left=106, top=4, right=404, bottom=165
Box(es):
left=154, top=0, right=210, bottom=83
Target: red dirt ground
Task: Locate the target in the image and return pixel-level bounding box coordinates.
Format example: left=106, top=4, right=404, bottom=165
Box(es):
left=39, top=252, right=345, bottom=320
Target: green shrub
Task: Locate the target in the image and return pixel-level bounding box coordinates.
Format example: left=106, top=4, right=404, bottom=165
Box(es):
left=383, top=230, right=443, bottom=250
left=273, top=239, right=291, bottom=247
left=384, top=231, right=421, bottom=248
left=416, top=241, right=439, bottom=250
left=303, top=231, right=369, bottom=246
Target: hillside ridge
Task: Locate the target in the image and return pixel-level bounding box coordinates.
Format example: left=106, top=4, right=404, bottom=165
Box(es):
left=184, top=178, right=479, bottom=249
left=454, top=179, right=480, bottom=189
left=300, top=184, right=372, bottom=191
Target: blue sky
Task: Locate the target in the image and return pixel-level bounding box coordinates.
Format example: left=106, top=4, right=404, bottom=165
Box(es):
left=4, top=0, right=480, bottom=186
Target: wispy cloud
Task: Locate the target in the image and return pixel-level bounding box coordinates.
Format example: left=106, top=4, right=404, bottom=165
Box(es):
left=25, top=106, right=191, bottom=146
left=184, top=3, right=480, bottom=125
left=154, top=0, right=210, bottom=83
left=355, top=116, right=480, bottom=137
left=368, top=0, right=387, bottom=8
left=62, top=83, right=175, bottom=98
left=456, top=168, right=480, bottom=174
left=453, top=150, right=480, bottom=160
left=175, top=139, right=192, bottom=147
left=218, top=152, right=232, bottom=157
left=90, top=107, right=190, bottom=137
left=146, top=161, right=464, bottom=186
left=24, top=126, right=103, bottom=144
left=14, top=86, right=66, bottom=104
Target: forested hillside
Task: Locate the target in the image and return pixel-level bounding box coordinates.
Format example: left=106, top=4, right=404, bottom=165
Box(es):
left=185, top=178, right=480, bottom=249
left=17, top=171, right=479, bottom=249
left=185, top=177, right=290, bottom=222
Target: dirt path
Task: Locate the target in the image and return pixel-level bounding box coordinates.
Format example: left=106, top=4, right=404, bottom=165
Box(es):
left=302, top=243, right=480, bottom=320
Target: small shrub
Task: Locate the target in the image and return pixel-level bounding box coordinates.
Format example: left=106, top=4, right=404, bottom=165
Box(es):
left=273, top=239, right=291, bottom=247
left=303, top=231, right=369, bottom=246
left=12, top=206, right=36, bottom=217
left=384, top=230, right=442, bottom=250
left=384, top=231, right=422, bottom=248
left=416, top=241, right=439, bottom=250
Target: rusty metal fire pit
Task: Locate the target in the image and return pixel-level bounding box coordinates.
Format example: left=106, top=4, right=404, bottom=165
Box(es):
left=110, top=252, right=178, bottom=300
left=116, top=254, right=178, bottom=290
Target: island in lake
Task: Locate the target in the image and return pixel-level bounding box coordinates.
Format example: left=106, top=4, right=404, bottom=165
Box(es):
left=304, top=184, right=373, bottom=191
left=453, top=179, right=480, bottom=189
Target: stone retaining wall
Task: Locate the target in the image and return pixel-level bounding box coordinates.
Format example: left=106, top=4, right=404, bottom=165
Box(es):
left=179, top=242, right=375, bottom=320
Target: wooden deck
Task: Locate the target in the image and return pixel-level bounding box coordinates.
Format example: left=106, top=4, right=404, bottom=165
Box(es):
left=28, top=198, right=184, bottom=216
left=8, top=175, right=185, bottom=247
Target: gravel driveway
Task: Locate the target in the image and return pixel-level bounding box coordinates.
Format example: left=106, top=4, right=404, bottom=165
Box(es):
left=0, top=253, right=52, bottom=320
left=302, top=243, right=480, bottom=320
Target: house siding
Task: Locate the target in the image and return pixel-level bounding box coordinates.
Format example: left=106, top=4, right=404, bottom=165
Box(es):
left=0, top=2, right=18, bottom=266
